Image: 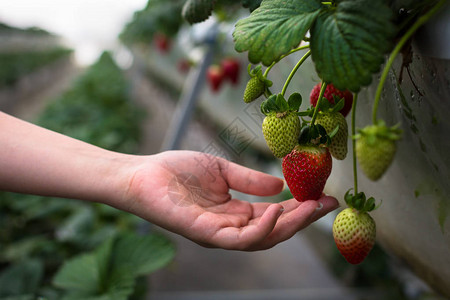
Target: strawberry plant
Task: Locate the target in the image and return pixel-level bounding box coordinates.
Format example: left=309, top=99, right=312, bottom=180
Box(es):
left=120, top=0, right=446, bottom=270
left=179, top=0, right=447, bottom=265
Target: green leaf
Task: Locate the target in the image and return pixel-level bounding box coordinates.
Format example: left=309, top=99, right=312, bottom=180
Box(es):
left=328, top=124, right=340, bottom=139
left=53, top=236, right=135, bottom=300
left=233, top=0, right=323, bottom=66
left=0, top=259, right=43, bottom=297
left=261, top=95, right=277, bottom=115
left=52, top=253, right=102, bottom=293
left=310, top=0, right=396, bottom=92
left=288, top=93, right=302, bottom=111
left=332, top=97, right=345, bottom=113
left=275, top=94, right=289, bottom=112
left=112, top=232, right=176, bottom=277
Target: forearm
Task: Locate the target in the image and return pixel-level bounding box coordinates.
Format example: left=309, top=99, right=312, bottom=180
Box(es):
left=0, top=111, right=136, bottom=205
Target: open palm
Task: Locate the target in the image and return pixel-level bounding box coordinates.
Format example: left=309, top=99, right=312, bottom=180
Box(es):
left=124, top=151, right=338, bottom=251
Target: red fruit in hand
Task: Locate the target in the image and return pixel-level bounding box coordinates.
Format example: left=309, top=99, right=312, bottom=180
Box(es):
left=282, top=145, right=332, bottom=202
left=206, top=65, right=224, bottom=92
left=221, top=58, right=240, bottom=85
left=154, top=33, right=171, bottom=53
left=309, top=83, right=353, bottom=117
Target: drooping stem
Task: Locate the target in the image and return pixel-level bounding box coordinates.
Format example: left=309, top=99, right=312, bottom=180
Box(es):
left=372, top=0, right=447, bottom=124
left=351, top=93, right=359, bottom=194
left=263, top=44, right=310, bottom=78
left=310, top=81, right=327, bottom=125
left=281, top=50, right=311, bottom=96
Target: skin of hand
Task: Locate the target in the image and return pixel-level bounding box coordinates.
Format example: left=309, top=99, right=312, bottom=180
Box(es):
left=0, top=112, right=339, bottom=251
left=119, top=151, right=339, bottom=251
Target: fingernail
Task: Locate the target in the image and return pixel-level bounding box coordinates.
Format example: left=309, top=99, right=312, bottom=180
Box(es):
left=315, top=202, right=323, bottom=212
left=308, top=202, right=323, bottom=223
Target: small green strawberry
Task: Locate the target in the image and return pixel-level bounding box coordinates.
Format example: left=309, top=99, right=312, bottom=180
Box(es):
left=243, top=65, right=272, bottom=103
left=316, top=110, right=348, bottom=160
left=333, top=190, right=379, bottom=264
left=261, top=93, right=302, bottom=158
left=356, top=121, right=402, bottom=181
left=182, top=0, right=215, bottom=24
left=263, top=112, right=301, bottom=158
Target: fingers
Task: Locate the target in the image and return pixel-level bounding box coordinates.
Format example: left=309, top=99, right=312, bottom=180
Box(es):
left=259, top=195, right=339, bottom=249
left=219, top=158, right=284, bottom=196
left=198, top=195, right=339, bottom=251
left=211, top=203, right=284, bottom=250
left=308, top=195, right=340, bottom=223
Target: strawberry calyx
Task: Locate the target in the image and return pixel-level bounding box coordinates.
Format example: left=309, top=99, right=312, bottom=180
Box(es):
left=261, top=92, right=302, bottom=116
left=355, top=120, right=402, bottom=145
left=247, top=64, right=273, bottom=90
left=298, top=123, right=331, bottom=147
left=344, top=189, right=380, bottom=214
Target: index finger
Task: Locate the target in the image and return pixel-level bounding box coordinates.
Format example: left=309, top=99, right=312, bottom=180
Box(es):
left=219, top=158, right=284, bottom=196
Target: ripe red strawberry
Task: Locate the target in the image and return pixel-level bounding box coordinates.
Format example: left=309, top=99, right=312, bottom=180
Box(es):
left=206, top=65, right=224, bottom=92
left=177, top=59, right=191, bottom=73
left=310, top=83, right=353, bottom=117
left=332, top=190, right=378, bottom=264
left=333, top=207, right=376, bottom=264
left=221, top=58, right=240, bottom=85
left=282, top=145, right=332, bottom=201
left=154, top=33, right=171, bottom=53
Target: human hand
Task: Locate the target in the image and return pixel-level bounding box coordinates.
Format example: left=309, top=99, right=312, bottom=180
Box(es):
left=121, top=150, right=339, bottom=251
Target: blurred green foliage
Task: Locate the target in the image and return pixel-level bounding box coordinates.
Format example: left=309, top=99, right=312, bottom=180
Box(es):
left=37, top=52, right=144, bottom=154
left=0, top=48, right=73, bottom=88
left=0, top=52, right=175, bottom=300
left=120, top=0, right=185, bottom=45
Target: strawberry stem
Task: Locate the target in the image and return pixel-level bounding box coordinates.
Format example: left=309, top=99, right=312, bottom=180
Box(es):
left=281, top=50, right=311, bottom=97
left=372, top=0, right=447, bottom=124
left=351, top=93, right=359, bottom=194
left=263, top=44, right=310, bottom=78
left=310, top=81, right=327, bottom=125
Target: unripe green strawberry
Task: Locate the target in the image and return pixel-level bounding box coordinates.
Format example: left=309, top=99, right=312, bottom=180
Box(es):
left=316, top=111, right=348, bottom=160
left=244, top=77, right=265, bottom=103
left=182, top=0, right=215, bottom=24
left=333, top=207, right=376, bottom=264
left=356, top=122, right=401, bottom=181
left=243, top=65, right=272, bottom=103
left=262, top=111, right=301, bottom=158
left=282, top=144, right=332, bottom=201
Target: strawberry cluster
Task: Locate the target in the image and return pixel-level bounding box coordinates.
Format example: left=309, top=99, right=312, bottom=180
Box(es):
left=239, top=71, right=396, bottom=265
left=248, top=79, right=353, bottom=203
left=206, top=58, right=241, bottom=93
